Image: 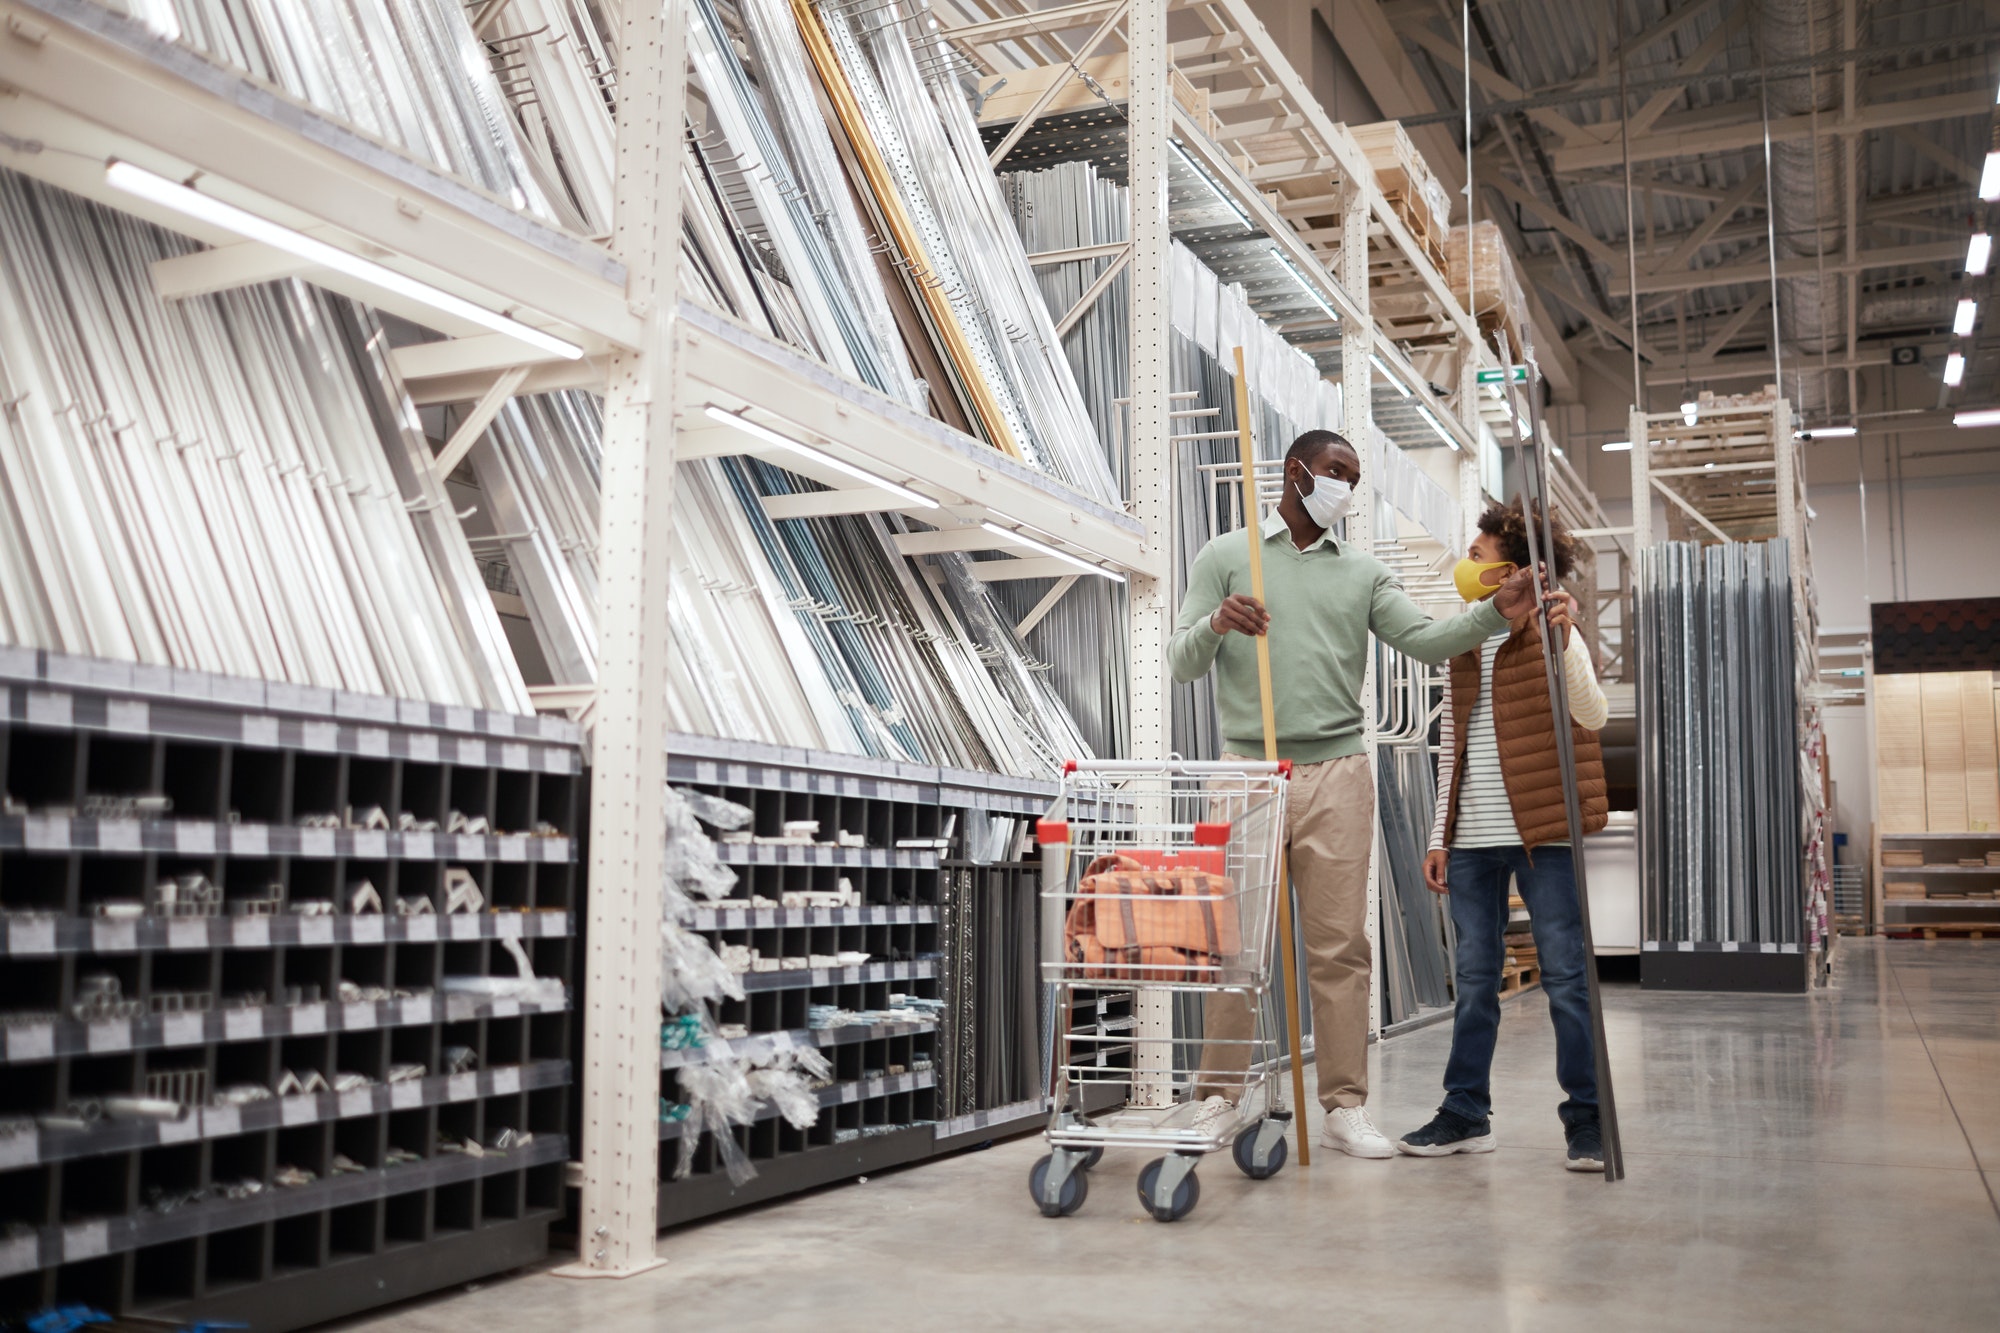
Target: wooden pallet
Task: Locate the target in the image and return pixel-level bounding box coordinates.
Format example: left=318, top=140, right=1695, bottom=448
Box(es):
left=1886, top=924, right=1998, bottom=940
left=1382, top=186, right=1446, bottom=273
left=1499, top=965, right=1542, bottom=998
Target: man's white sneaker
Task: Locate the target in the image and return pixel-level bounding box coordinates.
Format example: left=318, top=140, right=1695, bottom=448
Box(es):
left=1319, top=1105, right=1394, bottom=1158
left=1190, top=1095, right=1233, bottom=1135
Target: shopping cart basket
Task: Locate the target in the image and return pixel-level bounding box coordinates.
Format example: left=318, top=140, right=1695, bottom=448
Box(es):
left=1029, top=759, right=1292, bottom=1222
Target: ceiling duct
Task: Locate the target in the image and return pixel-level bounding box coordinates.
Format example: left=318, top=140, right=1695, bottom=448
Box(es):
left=1755, top=0, right=1847, bottom=416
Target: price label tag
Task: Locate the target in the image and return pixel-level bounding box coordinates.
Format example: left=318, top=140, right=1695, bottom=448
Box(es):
left=86, top=1020, right=132, bottom=1053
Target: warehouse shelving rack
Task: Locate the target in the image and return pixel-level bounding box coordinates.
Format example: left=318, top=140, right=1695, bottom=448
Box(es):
left=644, top=735, right=1055, bottom=1227
left=0, top=647, right=582, bottom=1329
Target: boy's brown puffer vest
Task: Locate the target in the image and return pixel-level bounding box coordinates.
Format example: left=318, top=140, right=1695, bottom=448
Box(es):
left=1442, top=617, right=1607, bottom=852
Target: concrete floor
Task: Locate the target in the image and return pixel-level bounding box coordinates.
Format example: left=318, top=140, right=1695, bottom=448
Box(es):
left=334, top=939, right=2000, bottom=1331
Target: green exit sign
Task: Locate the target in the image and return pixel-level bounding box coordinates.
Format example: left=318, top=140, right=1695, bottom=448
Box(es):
left=1476, top=366, right=1528, bottom=384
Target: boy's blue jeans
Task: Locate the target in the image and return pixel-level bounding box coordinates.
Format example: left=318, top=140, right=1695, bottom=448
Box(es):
left=1441, top=845, right=1598, bottom=1130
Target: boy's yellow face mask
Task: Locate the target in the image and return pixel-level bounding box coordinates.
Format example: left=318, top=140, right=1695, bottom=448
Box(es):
left=1453, top=558, right=1513, bottom=603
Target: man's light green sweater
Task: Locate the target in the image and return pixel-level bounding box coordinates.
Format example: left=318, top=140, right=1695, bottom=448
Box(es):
left=1169, top=515, right=1507, bottom=764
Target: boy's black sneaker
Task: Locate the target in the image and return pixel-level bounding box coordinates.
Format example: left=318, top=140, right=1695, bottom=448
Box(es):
left=1565, top=1119, right=1605, bottom=1172
left=1396, top=1107, right=1495, bottom=1157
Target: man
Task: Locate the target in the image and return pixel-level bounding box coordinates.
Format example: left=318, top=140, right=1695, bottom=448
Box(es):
left=1170, top=428, right=1544, bottom=1158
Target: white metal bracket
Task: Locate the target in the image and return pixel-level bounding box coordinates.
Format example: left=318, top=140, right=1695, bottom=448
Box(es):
left=432, top=365, right=529, bottom=481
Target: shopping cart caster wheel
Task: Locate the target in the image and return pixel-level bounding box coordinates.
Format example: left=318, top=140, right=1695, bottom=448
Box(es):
left=1233, top=1120, right=1288, bottom=1180
left=1029, top=1154, right=1088, bottom=1217
left=1079, top=1146, right=1104, bottom=1171
left=1136, top=1157, right=1200, bottom=1222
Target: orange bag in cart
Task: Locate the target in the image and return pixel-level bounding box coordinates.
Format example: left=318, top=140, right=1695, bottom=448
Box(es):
left=1064, top=852, right=1242, bottom=982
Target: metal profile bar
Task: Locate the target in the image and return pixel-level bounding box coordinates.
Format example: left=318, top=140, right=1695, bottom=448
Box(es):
left=1504, top=337, right=1625, bottom=1183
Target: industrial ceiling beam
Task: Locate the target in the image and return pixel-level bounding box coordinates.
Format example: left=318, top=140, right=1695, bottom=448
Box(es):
left=1608, top=241, right=1963, bottom=296
left=1621, top=6, right=1748, bottom=139
left=1550, top=89, right=1996, bottom=171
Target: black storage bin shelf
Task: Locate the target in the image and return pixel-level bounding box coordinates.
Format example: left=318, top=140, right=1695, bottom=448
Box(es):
left=0, top=816, right=574, bottom=862
left=0, top=991, right=570, bottom=1062
left=658, top=1071, right=938, bottom=1141
left=4, top=1060, right=568, bottom=1167
left=711, top=844, right=938, bottom=869
left=1, top=910, right=572, bottom=956
left=683, top=904, right=936, bottom=930
left=0, top=649, right=581, bottom=1331
left=658, top=1018, right=936, bottom=1071
left=0, top=1134, right=567, bottom=1279
left=735, top=960, right=936, bottom=994
left=638, top=737, right=1062, bottom=1230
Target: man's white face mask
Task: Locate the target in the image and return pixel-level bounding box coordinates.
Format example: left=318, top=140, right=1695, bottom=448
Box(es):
left=1296, top=471, right=1354, bottom=529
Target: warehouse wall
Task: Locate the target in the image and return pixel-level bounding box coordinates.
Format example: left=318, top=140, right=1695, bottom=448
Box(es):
left=1549, top=360, right=2000, bottom=846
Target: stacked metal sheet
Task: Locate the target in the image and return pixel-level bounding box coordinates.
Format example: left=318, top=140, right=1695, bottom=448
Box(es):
left=995, top=161, right=1349, bottom=760
left=1636, top=539, right=1803, bottom=945
left=811, top=0, right=1121, bottom=503
left=0, top=171, right=528, bottom=710
left=126, top=0, right=556, bottom=220
left=1376, top=745, right=1452, bottom=1023
left=446, top=371, right=1090, bottom=771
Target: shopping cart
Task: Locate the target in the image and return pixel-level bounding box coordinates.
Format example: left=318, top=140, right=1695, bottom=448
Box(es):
left=1029, top=759, right=1292, bottom=1222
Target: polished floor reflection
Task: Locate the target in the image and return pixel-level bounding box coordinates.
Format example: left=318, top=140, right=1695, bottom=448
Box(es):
left=334, top=939, right=2000, bottom=1332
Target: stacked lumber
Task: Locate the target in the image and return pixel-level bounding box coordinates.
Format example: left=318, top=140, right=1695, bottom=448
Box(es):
left=1874, top=673, right=1929, bottom=832
left=1444, top=220, right=1532, bottom=359
left=1349, top=120, right=1451, bottom=268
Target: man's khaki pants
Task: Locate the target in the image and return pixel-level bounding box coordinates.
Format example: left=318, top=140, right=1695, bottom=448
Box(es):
left=1198, top=753, right=1374, bottom=1111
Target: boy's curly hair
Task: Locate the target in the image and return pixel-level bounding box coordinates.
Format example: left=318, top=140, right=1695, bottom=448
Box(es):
left=1476, top=499, right=1580, bottom=580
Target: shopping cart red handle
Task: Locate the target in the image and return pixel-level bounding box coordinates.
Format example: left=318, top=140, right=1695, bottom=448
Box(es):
left=1059, top=759, right=1291, bottom=775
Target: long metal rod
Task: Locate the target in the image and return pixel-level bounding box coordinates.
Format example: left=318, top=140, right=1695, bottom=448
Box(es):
left=1617, top=3, right=1643, bottom=409
left=1502, top=334, right=1624, bottom=1182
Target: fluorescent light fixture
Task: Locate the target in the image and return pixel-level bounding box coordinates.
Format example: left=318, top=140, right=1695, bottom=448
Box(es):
left=1369, top=355, right=1411, bottom=397
left=979, top=521, right=1124, bottom=582
left=105, top=160, right=582, bottom=360
left=1983, top=151, right=2000, bottom=202
left=1681, top=397, right=1699, bottom=427
left=1969, top=233, right=1993, bottom=276
left=1272, top=247, right=1340, bottom=323
left=1170, top=140, right=1254, bottom=231
left=1954, top=299, right=1979, bottom=337
left=1953, top=406, right=2000, bottom=428
left=702, top=405, right=939, bottom=509
left=1601, top=440, right=1633, bottom=452
left=1803, top=425, right=1857, bottom=439
left=1414, top=405, right=1459, bottom=450
left=133, top=0, right=181, bottom=40
left=1944, top=352, right=1966, bottom=386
